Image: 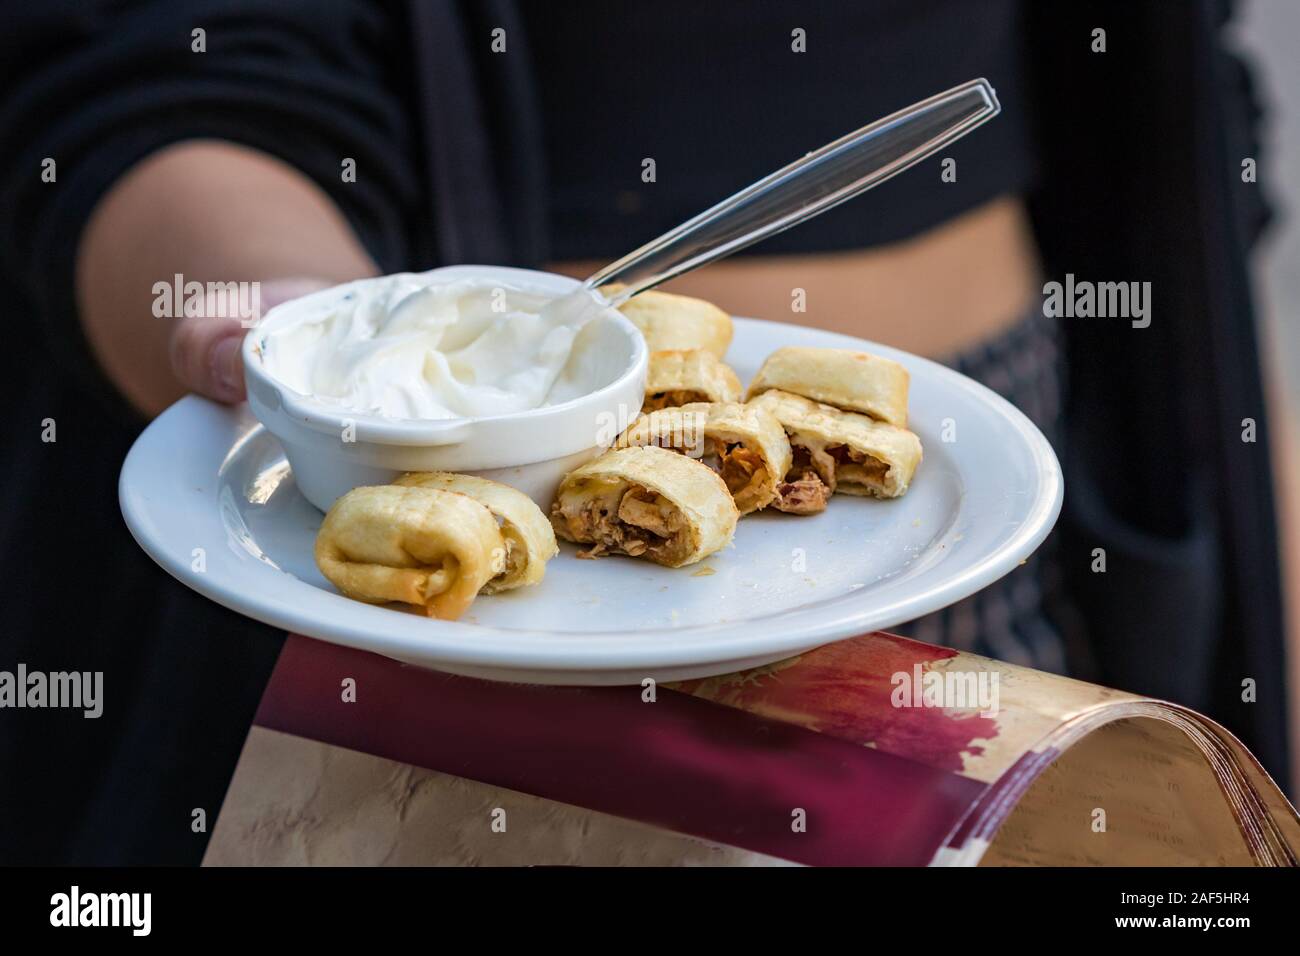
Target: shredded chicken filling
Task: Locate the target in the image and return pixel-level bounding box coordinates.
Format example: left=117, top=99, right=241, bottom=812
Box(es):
left=561, top=484, right=685, bottom=560
left=643, top=389, right=709, bottom=412
left=830, top=443, right=890, bottom=489
left=678, top=436, right=769, bottom=512
left=710, top=438, right=768, bottom=512
left=774, top=437, right=889, bottom=513
left=630, top=432, right=772, bottom=512
left=496, top=532, right=521, bottom=579
left=774, top=445, right=832, bottom=515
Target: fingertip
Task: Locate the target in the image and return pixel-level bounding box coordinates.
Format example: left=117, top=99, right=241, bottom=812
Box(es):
left=171, top=313, right=247, bottom=403
left=208, top=333, right=246, bottom=403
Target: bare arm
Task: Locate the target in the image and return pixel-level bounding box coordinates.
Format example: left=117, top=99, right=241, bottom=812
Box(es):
left=75, top=139, right=380, bottom=417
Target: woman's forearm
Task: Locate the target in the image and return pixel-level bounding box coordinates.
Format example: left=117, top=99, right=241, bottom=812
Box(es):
left=75, top=139, right=379, bottom=417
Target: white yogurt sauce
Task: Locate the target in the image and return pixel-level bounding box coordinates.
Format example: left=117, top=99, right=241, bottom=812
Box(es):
left=259, top=274, right=609, bottom=420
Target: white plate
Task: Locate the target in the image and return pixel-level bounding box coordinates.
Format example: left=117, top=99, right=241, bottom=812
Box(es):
left=120, top=317, right=1062, bottom=685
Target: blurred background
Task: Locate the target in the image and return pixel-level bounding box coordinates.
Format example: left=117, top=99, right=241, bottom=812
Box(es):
left=1238, top=1, right=1300, bottom=793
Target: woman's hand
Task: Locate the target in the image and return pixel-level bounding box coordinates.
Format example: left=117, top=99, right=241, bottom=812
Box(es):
left=168, top=277, right=333, bottom=404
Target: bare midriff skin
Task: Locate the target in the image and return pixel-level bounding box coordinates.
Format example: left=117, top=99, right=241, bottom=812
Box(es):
left=550, top=195, right=1041, bottom=361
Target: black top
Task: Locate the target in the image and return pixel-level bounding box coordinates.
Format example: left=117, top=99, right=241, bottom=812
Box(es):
left=522, top=0, right=1036, bottom=258
left=0, top=1, right=1287, bottom=864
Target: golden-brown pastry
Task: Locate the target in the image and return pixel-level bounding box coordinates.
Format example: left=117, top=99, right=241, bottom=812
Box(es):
left=393, top=471, right=558, bottom=592
left=550, top=446, right=738, bottom=567
left=617, top=402, right=791, bottom=515
left=748, top=389, right=922, bottom=513
left=643, top=349, right=743, bottom=412
left=602, top=285, right=733, bottom=358
left=315, top=485, right=504, bottom=620
left=745, top=346, right=910, bottom=427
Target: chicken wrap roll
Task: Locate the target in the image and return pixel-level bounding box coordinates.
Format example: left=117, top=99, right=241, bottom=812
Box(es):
left=550, top=446, right=738, bottom=567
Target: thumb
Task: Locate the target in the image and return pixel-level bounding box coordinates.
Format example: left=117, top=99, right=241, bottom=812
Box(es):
left=169, top=312, right=247, bottom=404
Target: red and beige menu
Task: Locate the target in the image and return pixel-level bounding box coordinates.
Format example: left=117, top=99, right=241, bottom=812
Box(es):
left=205, top=632, right=1300, bottom=866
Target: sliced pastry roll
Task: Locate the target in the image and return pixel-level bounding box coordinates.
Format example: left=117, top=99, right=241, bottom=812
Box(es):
left=601, top=284, right=733, bottom=358
left=393, top=471, right=558, bottom=592
left=618, top=402, right=791, bottom=515
left=644, top=349, right=743, bottom=412
left=748, top=389, right=922, bottom=514
left=315, top=485, right=504, bottom=620
left=550, top=445, right=738, bottom=567
left=746, top=346, right=910, bottom=427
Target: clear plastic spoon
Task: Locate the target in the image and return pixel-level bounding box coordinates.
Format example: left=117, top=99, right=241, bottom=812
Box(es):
left=581, top=77, right=1000, bottom=305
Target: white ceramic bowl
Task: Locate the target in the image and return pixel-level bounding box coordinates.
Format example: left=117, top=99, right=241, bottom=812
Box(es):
left=242, top=265, right=648, bottom=511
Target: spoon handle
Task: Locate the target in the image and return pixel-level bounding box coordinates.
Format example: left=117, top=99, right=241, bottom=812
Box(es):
left=586, top=78, right=1000, bottom=304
